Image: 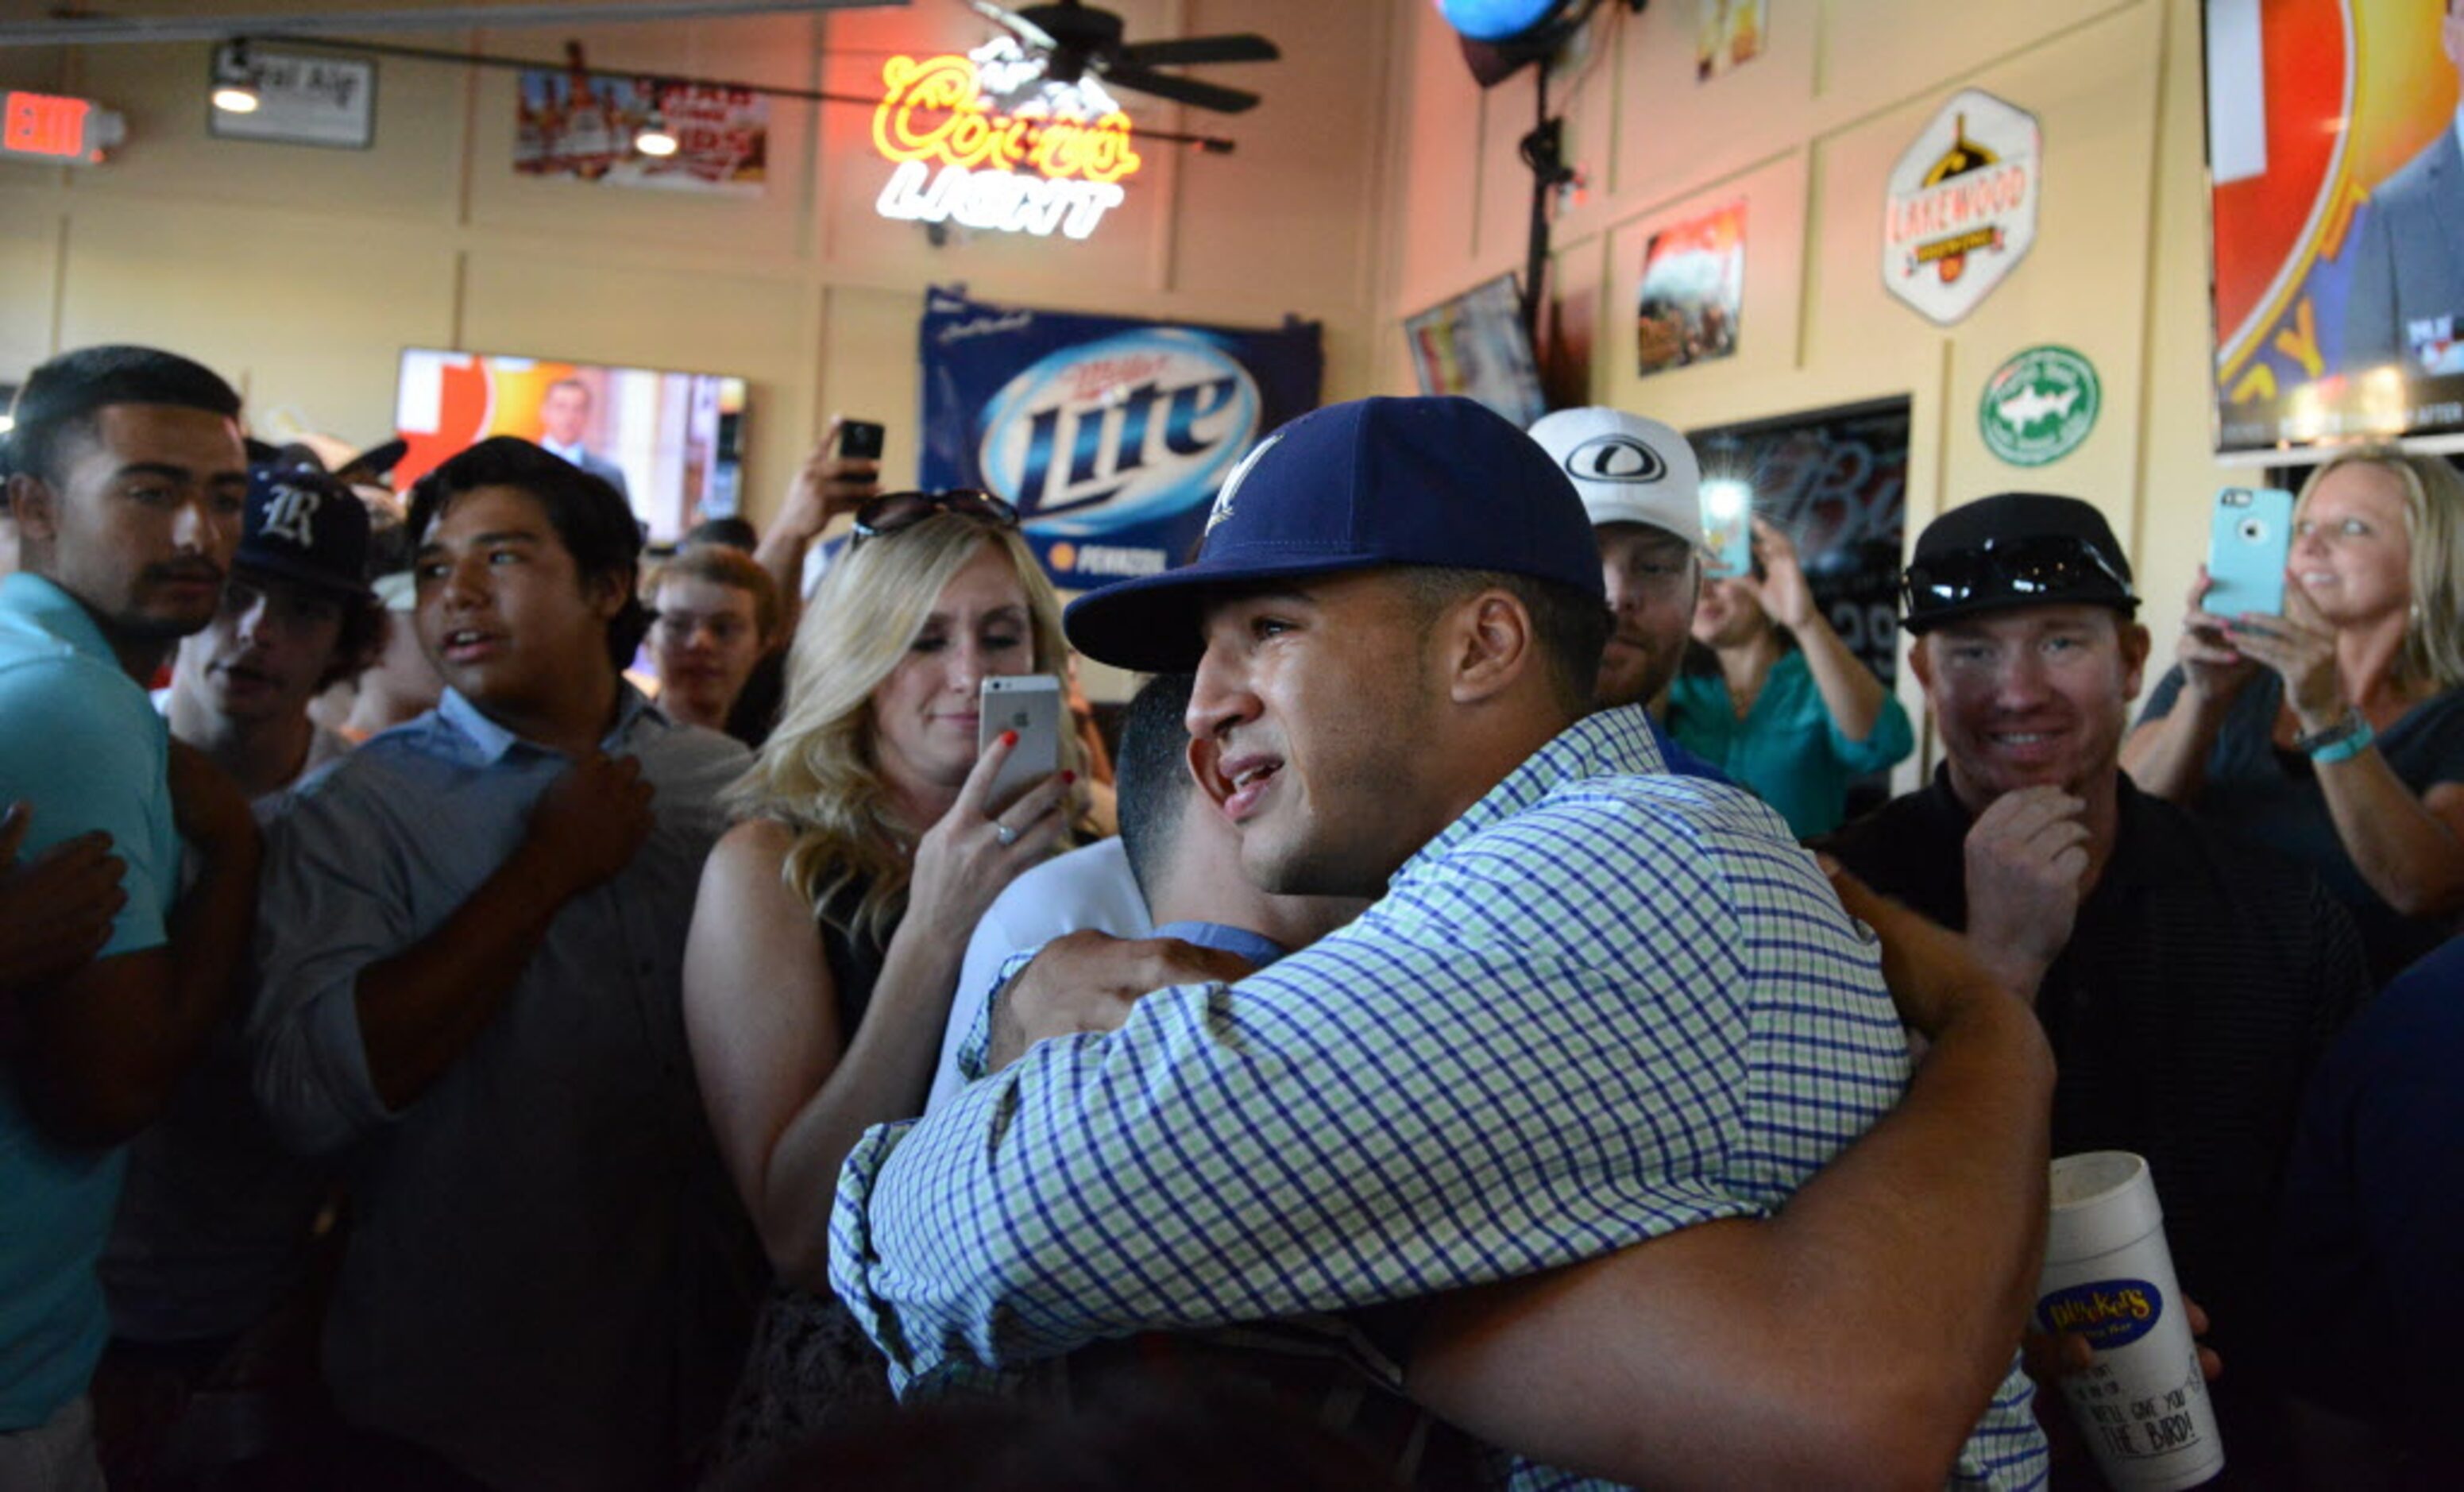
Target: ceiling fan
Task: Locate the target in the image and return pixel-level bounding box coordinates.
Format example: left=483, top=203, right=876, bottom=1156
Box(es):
left=962, top=0, right=1278, bottom=114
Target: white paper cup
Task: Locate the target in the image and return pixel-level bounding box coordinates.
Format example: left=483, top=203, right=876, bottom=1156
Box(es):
left=2037, top=1152, right=2225, bottom=1490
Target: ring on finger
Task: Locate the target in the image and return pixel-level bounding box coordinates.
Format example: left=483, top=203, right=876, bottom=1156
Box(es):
left=994, top=822, right=1019, bottom=848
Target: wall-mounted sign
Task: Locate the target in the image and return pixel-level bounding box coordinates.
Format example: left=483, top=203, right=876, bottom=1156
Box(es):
left=1637, top=199, right=1745, bottom=377
left=1979, top=344, right=2100, bottom=467
left=874, top=40, right=1141, bottom=242
left=1883, top=88, right=2040, bottom=325
left=919, top=287, right=1321, bottom=586
left=1697, top=0, right=1769, bottom=81
left=2, top=91, right=124, bottom=164
left=209, top=44, right=374, bottom=149
left=516, top=70, right=767, bottom=195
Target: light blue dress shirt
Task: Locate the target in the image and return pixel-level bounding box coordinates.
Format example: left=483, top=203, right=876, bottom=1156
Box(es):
left=831, top=705, right=2045, bottom=1490
left=251, top=685, right=756, bottom=1491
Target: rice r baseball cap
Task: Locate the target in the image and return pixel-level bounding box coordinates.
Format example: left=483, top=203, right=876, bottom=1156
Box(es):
left=1063, top=396, right=1603, bottom=673
left=1526, top=407, right=1707, bottom=551
left=238, top=463, right=373, bottom=601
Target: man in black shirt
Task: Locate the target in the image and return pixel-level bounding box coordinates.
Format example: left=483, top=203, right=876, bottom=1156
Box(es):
left=1828, top=493, right=2371, bottom=1488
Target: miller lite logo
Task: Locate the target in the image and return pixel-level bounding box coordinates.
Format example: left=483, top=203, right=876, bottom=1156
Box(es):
left=977, top=329, right=1261, bottom=532
left=1564, top=434, right=1670, bottom=486
left=257, top=482, right=323, bottom=549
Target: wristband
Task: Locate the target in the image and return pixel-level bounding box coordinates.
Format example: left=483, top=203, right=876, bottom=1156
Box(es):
left=2300, top=709, right=2376, bottom=764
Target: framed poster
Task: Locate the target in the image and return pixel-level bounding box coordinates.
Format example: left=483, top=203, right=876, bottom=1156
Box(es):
left=1636, top=199, right=1745, bottom=377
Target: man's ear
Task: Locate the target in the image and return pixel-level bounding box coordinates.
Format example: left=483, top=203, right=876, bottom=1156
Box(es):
left=1445, top=589, right=1536, bottom=706
left=1908, top=633, right=1936, bottom=694
left=2117, top=620, right=2153, bottom=702
left=7, top=473, right=58, bottom=543
left=585, top=565, right=633, bottom=621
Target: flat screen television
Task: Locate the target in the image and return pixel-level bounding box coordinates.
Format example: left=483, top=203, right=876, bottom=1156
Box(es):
left=1403, top=273, right=1548, bottom=429
left=392, top=348, right=747, bottom=543
left=2204, top=0, right=2464, bottom=457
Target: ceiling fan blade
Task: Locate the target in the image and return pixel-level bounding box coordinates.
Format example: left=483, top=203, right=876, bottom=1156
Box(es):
left=1096, top=62, right=1260, bottom=113
left=964, top=0, right=1060, bottom=52
left=1115, top=34, right=1280, bottom=68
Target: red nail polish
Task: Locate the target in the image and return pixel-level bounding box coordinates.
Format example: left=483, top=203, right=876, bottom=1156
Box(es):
left=1062, top=770, right=1077, bottom=785
left=1001, top=729, right=1018, bottom=748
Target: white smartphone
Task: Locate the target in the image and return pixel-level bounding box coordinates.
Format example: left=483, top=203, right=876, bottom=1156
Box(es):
left=979, top=674, right=1063, bottom=814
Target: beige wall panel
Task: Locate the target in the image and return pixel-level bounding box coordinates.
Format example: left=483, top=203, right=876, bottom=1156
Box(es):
left=811, top=280, right=924, bottom=504
left=53, top=196, right=455, bottom=444
left=461, top=249, right=819, bottom=517
left=1804, top=7, right=2160, bottom=529
left=60, top=40, right=463, bottom=221
left=0, top=206, right=61, bottom=379
left=463, top=17, right=818, bottom=258
left=1819, top=0, right=2142, bottom=110
left=1388, top=0, right=1487, bottom=313
left=1597, top=151, right=1809, bottom=426
left=1172, top=0, right=1385, bottom=311
left=1611, top=0, right=1819, bottom=207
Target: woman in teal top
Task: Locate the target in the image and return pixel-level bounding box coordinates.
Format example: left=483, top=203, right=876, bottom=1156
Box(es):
left=1664, top=517, right=1914, bottom=837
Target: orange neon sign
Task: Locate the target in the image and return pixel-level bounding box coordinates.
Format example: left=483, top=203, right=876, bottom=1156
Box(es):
left=4, top=91, right=95, bottom=161
left=872, top=54, right=1141, bottom=186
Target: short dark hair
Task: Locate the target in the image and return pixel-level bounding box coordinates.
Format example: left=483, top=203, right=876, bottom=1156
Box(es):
left=1396, top=566, right=1611, bottom=717
left=1115, top=672, right=1199, bottom=903
left=407, top=436, right=648, bottom=669
left=6, top=345, right=242, bottom=489
left=684, top=516, right=759, bottom=551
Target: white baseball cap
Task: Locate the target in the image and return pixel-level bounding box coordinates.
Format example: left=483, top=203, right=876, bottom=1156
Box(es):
left=1527, top=407, right=1707, bottom=551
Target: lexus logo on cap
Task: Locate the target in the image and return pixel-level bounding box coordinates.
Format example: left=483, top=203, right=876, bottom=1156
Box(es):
left=1565, top=434, right=1667, bottom=485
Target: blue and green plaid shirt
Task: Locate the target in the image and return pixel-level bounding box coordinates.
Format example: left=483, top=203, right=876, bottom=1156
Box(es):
left=830, top=705, right=2045, bottom=1490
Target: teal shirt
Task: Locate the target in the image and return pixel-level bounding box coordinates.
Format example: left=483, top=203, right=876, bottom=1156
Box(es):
left=1663, top=648, right=1914, bottom=838
left=0, top=573, right=181, bottom=1429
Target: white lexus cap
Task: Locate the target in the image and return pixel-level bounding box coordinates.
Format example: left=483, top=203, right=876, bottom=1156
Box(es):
left=1527, top=407, right=1707, bottom=552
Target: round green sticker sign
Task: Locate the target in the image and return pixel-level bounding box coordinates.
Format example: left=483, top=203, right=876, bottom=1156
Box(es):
left=1980, top=345, right=2100, bottom=467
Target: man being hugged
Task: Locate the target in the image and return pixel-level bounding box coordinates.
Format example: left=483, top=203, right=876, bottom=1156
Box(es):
left=832, top=396, right=2054, bottom=1490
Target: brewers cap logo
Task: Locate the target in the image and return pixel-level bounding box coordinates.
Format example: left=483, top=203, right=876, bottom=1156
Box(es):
left=259, top=483, right=324, bottom=549
left=1205, top=430, right=1284, bottom=537
left=1565, top=433, right=1669, bottom=485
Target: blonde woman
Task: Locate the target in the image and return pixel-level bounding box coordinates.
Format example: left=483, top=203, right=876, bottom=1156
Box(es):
left=2125, top=447, right=2464, bottom=980
left=682, top=494, right=1077, bottom=1459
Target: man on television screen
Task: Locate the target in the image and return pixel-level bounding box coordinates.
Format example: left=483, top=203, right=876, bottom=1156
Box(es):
left=535, top=377, right=631, bottom=501
left=2342, top=0, right=2464, bottom=373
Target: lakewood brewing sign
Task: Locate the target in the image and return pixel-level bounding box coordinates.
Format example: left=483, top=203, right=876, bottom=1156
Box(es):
left=1883, top=88, right=2041, bottom=325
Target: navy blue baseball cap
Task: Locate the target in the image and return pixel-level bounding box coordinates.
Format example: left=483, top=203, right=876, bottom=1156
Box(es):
left=238, top=462, right=372, bottom=601
left=1064, top=396, right=1605, bottom=672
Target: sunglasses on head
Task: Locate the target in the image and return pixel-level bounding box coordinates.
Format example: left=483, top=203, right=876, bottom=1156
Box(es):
left=849, top=489, right=1020, bottom=547
left=1901, top=534, right=2134, bottom=620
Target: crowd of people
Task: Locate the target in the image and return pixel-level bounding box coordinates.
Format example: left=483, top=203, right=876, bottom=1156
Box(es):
left=1, top=342, right=2460, bottom=1492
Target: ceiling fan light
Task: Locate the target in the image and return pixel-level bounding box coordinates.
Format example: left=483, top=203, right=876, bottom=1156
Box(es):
left=211, top=83, right=262, bottom=114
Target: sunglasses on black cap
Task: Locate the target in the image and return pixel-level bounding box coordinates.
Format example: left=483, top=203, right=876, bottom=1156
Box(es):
left=849, top=489, right=1019, bottom=548
left=1900, top=534, right=2135, bottom=627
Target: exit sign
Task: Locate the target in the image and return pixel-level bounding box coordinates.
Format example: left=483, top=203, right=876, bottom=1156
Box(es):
left=2, top=91, right=125, bottom=165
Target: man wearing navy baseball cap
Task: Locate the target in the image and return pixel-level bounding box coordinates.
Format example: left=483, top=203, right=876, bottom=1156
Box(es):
left=834, top=397, right=2053, bottom=1488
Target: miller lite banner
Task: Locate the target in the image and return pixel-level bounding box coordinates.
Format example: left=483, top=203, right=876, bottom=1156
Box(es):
left=919, top=287, right=1323, bottom=587
left=1882, top=89, right=2041, bottom=326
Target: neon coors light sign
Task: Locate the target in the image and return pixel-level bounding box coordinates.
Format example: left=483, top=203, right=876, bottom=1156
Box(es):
left=873, top=40, right=1142, bottom=241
